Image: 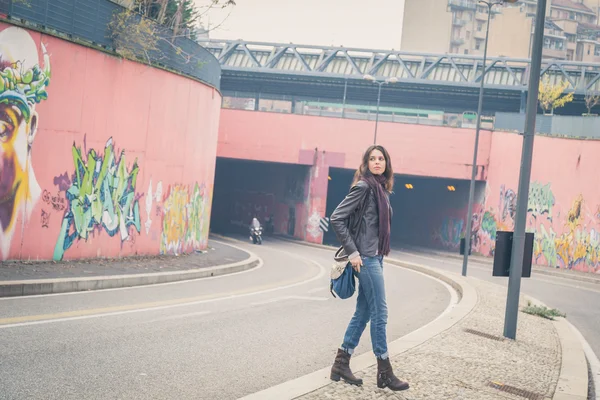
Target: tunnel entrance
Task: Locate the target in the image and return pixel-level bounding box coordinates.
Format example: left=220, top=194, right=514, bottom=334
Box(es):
left=324, top=168, right=485, bottom=252
left=210, top=158, right=310, bottom=238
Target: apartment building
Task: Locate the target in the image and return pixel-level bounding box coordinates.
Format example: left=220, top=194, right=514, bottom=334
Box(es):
left=400, top=0, right=600, bottom=61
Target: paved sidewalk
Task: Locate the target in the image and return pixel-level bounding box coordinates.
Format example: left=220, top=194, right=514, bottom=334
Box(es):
left=0, top=238, right=258, bottom=296
left=297, top=278, right=568, bottom=400
left=0, top=240, right=248, bottom=281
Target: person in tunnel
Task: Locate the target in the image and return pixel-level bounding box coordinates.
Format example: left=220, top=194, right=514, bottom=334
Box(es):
left=328, top=145, right=409, bottom=392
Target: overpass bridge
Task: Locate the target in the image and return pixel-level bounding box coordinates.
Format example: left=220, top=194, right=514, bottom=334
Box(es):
left=200, top=39, right=599, bottom=114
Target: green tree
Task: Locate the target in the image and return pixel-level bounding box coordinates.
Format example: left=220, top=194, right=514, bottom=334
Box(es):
left=538, top=76, right=574, bottom=115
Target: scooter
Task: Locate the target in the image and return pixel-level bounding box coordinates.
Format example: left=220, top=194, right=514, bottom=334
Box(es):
left=249, top=226, right=263, bottom=245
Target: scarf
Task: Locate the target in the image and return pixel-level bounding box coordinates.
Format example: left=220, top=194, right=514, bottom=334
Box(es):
left=360, top=173, right=391, bottom=256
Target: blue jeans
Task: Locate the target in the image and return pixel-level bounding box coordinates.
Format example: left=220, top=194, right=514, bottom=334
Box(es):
left=341, top=255, right=389, bottom=359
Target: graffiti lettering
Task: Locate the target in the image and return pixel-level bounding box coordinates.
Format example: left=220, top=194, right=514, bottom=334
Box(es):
left=53, top=137, right=141, bottom=260
left=53, top=172, right=72, bottom=192
left=433, top=218, right=464, bottom=249
left=42, top=189, right=66, bottom=211
left=499, top=185, right=517, bottom=224
left=307, top=211, right=322, bottom=239
left=528, top=181, right=555, bottom=221
left=161, top=183, right=210, bottom=255
left=41, top=209, right=50, bottom=228
left=480, top=182, right=600, bottom=272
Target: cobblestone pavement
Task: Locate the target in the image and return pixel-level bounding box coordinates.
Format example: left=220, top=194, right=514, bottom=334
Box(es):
left=0, top=239, right=249, bottom=281
left=297, top=277, right=561, bottom=400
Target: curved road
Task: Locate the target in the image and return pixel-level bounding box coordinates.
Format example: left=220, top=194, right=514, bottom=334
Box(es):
left=0, top=239, right=450, bottom=400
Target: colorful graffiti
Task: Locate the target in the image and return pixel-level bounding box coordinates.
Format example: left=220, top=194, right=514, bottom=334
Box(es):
left=477, top=182, right=600, bottom=273
left=433, top=217, right=464, bottom=249
left=160, top=182, right=210, bottom=255
left=306, top=210, right=322, bottom=239
left=528, top=181, right=555, bottom=221
left=0, top=27, right=50, bottom=259
left=53, top=138, right=141, bottom=260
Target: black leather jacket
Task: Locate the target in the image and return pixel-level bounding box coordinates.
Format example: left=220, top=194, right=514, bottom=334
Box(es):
left=330, top=180, right=391, bottom=259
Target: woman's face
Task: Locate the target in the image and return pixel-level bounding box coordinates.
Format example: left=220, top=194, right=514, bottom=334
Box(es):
left=368, top=149, right=386, bottom=176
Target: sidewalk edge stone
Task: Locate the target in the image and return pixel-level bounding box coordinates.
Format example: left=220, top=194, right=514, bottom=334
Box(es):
left=524, top=295, right=591, bottom=400
left=0, top=240, right=260, bottom=297
left=237, top=244, right=477, bottom=400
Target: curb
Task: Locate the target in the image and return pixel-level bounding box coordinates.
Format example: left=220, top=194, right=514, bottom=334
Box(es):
left=264, top=236, right=590, bottom=400
left=238, top=241, right=477, bottom=400
left=524, top=295, right=591, bottom=400
left=0, top=241, right=260, bottom=297
left=426, top=250, right=600, bottom=285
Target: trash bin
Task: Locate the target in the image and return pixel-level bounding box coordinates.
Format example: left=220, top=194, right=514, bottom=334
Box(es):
left=459, top=238, right=472, bottom=256
left=492, top=231, right=534, bottom=277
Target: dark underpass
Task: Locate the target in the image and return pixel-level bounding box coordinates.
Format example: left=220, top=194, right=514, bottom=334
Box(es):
left=210, top=157, right=485, bottom=252
left=323, top=168, right=485, bottom=251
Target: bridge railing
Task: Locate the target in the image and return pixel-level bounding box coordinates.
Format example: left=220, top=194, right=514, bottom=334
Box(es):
left=0, top=0, right=221, bottom=89
left=221, top=91, right=496, bottom=130
left=200, top=39, right=600, bottom=94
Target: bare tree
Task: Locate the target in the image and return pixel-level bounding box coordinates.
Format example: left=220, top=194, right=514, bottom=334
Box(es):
left=585, top=90, right=600, bottom=115
left=109, top=0, right=236, bottom=66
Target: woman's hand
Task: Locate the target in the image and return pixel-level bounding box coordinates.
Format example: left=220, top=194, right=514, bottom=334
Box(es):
left=349, top=255, right=363, bottom=273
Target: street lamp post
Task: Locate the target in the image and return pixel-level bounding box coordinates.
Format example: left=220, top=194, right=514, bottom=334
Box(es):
left=363, top=75, right=399, bottom=144
left=504, top=0, right=547, bottom=340
left=462, top=0, right=519, bottom=277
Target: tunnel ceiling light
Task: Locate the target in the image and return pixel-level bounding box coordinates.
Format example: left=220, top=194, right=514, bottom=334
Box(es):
left=448, top=185, right=456, bottom=192
left=405, top=184, right=414, bottom=189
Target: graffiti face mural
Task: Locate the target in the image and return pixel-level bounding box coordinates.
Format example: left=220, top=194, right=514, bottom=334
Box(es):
left=0, top=27, right=50, bottom=259
left=53, top=138, right=141, bottom=260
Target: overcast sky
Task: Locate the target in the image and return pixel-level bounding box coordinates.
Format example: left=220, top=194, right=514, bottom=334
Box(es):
left=202, top=0, right=406, bottom=50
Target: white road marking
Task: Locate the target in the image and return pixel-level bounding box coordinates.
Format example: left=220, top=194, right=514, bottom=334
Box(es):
left=143, top=310, right=212, bottom=323
left=0, top=260, right=326, bottom=329
left=250, top=295, right=329, bottom=306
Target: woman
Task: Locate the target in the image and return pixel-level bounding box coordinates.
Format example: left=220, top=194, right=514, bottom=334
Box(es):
left=328, top=145, right=409, bottom=392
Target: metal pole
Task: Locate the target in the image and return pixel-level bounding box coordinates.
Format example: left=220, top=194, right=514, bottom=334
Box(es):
left=462, top=1, right=493, bottom=277
left=342, top=79, right=348, bottom=118
left=374, top=82, right=383, bottom=144
left=504, top=0, right=547, bottom=340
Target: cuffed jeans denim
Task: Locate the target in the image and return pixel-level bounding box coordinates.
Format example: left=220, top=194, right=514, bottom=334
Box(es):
left=341, top=255, right=389, bottom=359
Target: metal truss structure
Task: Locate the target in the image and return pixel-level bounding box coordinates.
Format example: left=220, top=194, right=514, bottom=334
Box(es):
left=200, top=39, right=600, bottom=94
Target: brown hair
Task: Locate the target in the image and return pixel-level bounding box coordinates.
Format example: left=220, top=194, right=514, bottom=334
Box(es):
left=351, top=145, right=394, bottom=193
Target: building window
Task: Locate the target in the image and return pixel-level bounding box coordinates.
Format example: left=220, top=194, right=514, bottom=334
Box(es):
left=569, top=12, right=575, bottom=20
left=475, top=40, right=481, bottom=50
left=466, top=31, right=471, bottom=39
left=595, top=46, right=600, bottom=56
left=477, top=22, right=483, bottom=31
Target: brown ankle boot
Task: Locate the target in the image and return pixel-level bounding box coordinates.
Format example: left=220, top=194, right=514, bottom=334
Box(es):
left=330, top=349, right=363, bottom=386
left=377, top=358, right=409, bottom=391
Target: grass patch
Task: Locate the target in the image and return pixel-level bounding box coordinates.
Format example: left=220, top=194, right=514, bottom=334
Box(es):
left=522, top=303, right=566, bottom=320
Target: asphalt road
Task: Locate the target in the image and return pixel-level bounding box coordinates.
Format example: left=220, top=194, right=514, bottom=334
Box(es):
left=0, top=238, right=450, bottom=400
left=393, top=249, right=600, bottom=362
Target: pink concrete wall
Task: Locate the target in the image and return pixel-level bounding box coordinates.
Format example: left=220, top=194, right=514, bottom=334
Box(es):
left=476, top=131, right=600, bottom=274
left=0, top=24, right=221, bottom=261
left=218, top=109, right=492, bottom=180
